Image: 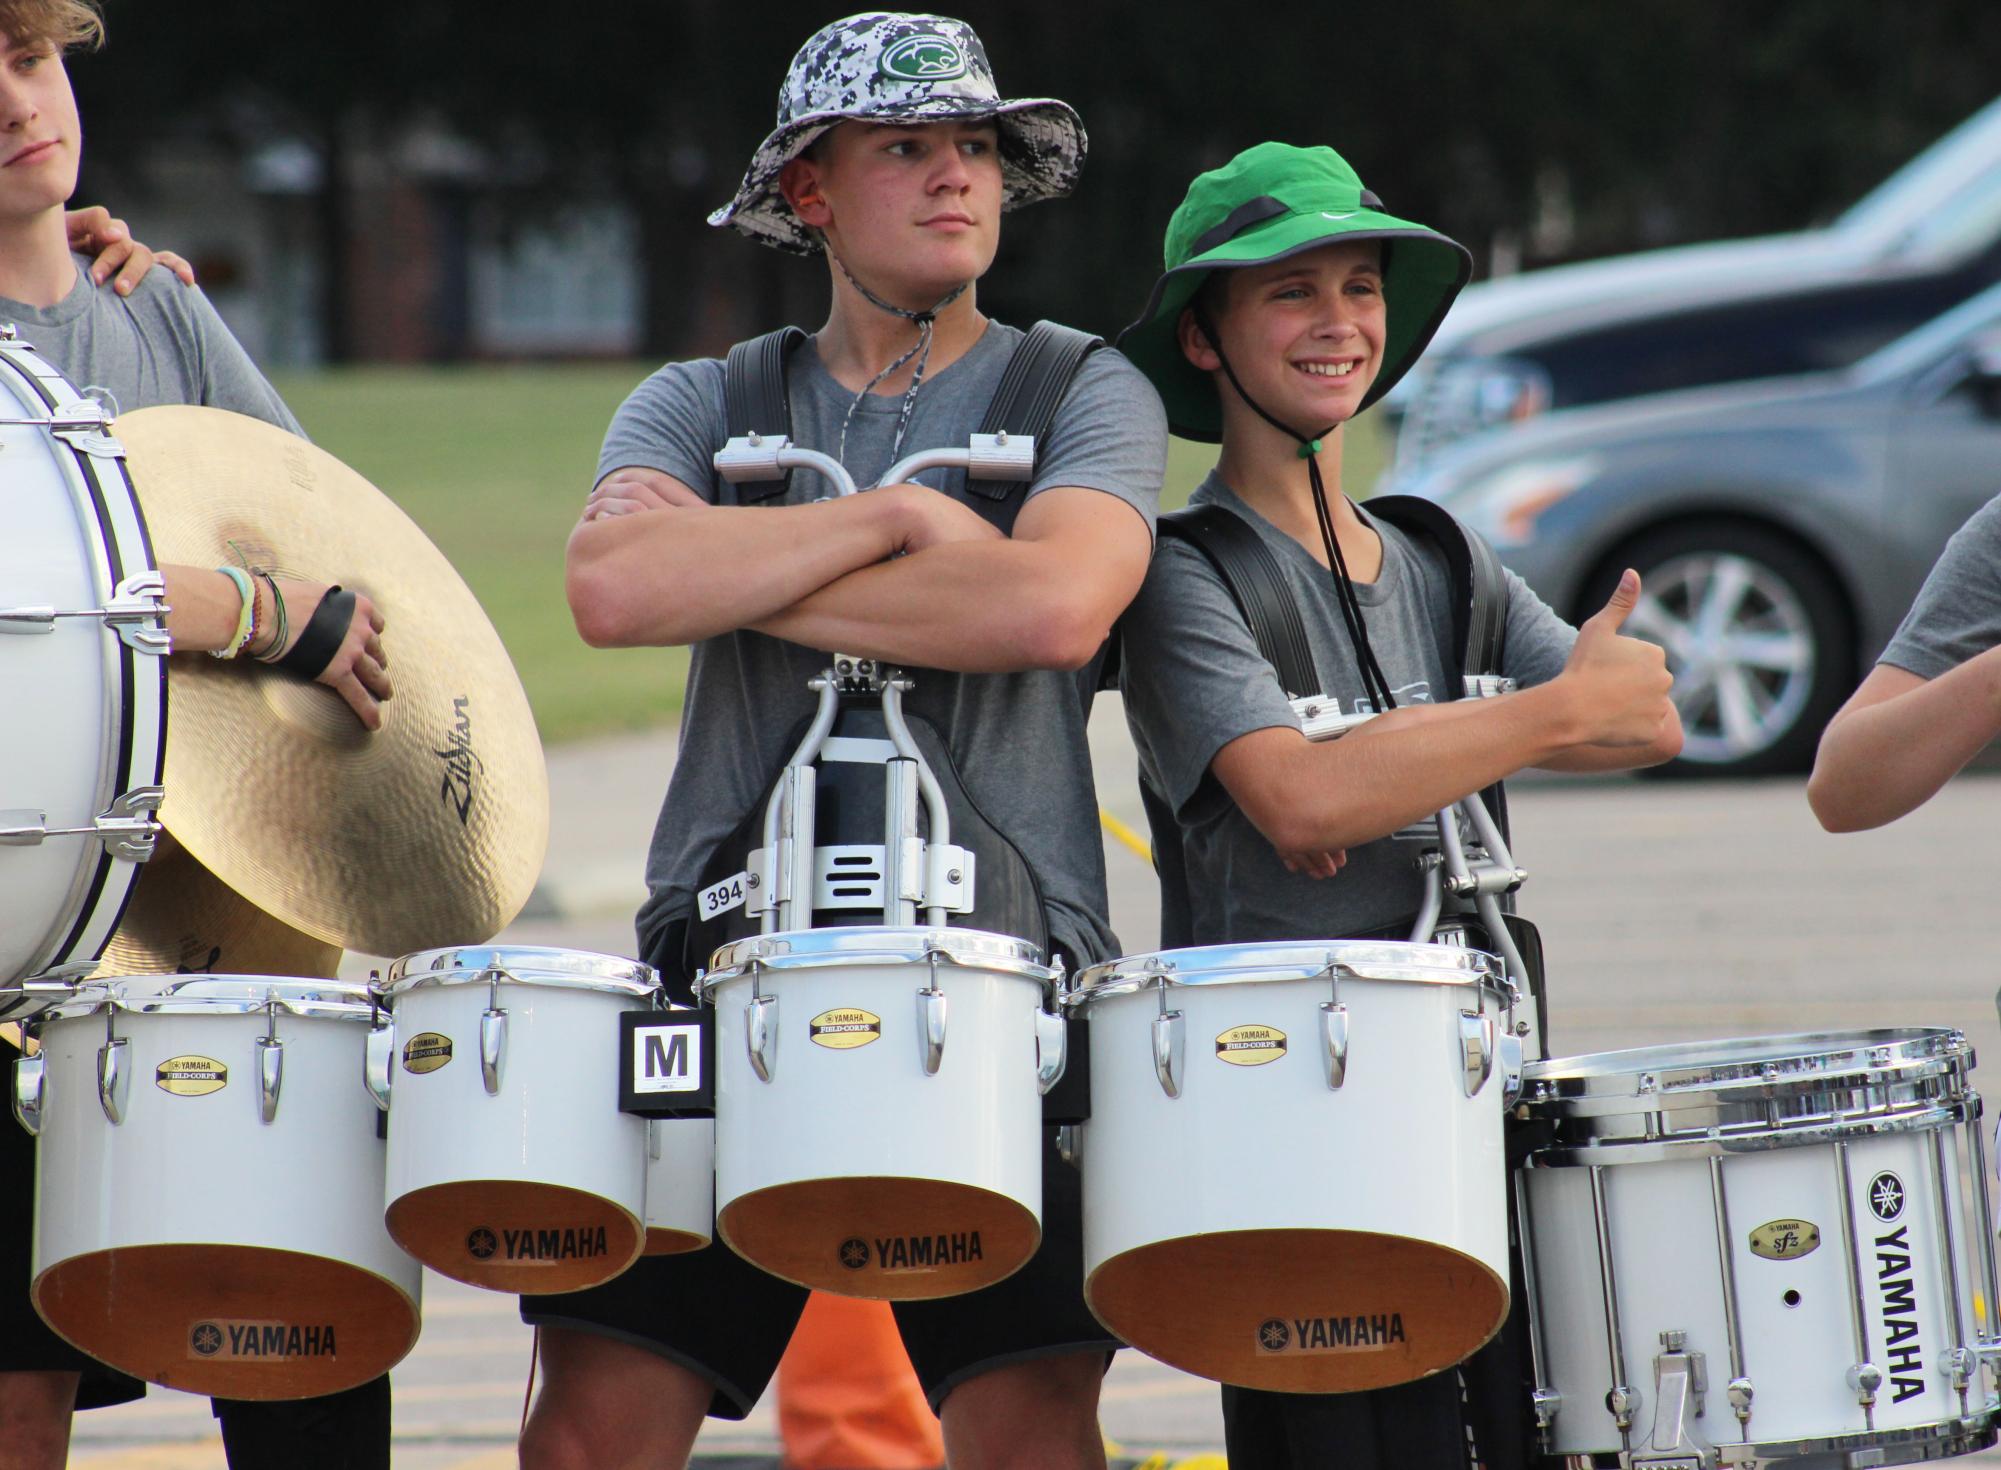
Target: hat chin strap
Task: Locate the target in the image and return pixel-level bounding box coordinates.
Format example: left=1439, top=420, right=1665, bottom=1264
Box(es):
left=828, top=245, right=971, bottom=476
left=1197, top=305, right=1399, bottom=714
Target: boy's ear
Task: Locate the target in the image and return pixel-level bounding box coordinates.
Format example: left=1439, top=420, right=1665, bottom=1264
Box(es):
left=779, top=157, right=832, bottom=228
left=1177, top=305, right=1222, bottom=373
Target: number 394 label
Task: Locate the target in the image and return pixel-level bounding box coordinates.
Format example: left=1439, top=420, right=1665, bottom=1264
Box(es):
left=699, top=871, right=750, bottom=918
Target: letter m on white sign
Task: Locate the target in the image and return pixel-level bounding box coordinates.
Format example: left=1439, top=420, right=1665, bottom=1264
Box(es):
left=635, top=1023, right=701, bottom=1094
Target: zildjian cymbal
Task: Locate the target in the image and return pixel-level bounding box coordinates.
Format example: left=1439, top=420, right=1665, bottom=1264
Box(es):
left=112, top=406, right=550, bottom=958
left=95, top=832, right=342, bottom=979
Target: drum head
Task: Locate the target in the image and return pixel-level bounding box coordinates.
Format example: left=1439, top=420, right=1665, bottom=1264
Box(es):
left=1086, top=1229, right=1507, bottom=1393
left=31, top=1244, right=418, bottom=1400
left=385, top=1181, right=644, bottom=1294
left=719, top=1179, right=1039, bottom=1300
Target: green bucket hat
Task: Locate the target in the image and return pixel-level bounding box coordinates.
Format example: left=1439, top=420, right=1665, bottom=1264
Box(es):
left=1117, top=142, right=1473, bottom=442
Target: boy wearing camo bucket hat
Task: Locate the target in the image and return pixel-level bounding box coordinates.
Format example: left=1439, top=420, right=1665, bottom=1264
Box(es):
left=526, top=13, right=1165, bottom=1469
left=1114, top=143, right=1681, bottom=1467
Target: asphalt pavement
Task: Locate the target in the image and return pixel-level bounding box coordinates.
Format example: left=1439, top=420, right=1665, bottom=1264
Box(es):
left=65, top=698, right=2001, bottom=1466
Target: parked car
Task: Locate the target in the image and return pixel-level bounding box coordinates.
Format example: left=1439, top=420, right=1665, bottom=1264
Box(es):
left=1388, top=95, right=2001, bottom=470
left=1382, top=281, right=2001, bottom=775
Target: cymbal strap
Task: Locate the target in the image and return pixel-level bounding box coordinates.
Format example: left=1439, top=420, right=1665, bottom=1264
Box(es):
left=278, top=586, right=355, bottom=678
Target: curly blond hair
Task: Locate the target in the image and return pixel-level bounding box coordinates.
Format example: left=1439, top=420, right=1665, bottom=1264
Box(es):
left=0, top=0, right=105, bottom=50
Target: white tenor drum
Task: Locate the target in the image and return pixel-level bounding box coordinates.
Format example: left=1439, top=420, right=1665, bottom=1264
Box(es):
left=1517, top=1030, right=2001, bottom=1466
left=0, top=337, right=166, bottom=991
left=378, top=946, right=658, bottom=1292
left=643, top=1115, right=715, bottom=1256
left=19, top=976, right=421, bottom=1399
left=1066, top=940, right=1516, bottom=1392
left=701, top=927, right=1065, bottom=1299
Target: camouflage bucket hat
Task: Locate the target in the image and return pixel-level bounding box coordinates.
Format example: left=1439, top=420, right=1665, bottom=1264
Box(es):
left=708, top=12, right=1087, bottom=256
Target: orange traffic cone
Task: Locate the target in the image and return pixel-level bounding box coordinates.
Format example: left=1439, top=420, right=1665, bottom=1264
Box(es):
left=777, top=1292, right=945, bottom=1470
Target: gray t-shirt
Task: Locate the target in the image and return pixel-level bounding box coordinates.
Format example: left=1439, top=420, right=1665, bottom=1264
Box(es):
left=604, top=321, right=1167, bottom=968
left=0, top=256, right=300, bottom=432
left=1120, top=474, right=1576, bottom=944
left=1879, top=493, right=2001, bottom=680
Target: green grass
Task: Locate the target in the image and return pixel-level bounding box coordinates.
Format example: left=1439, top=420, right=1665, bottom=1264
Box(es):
left=267, top=364, right=1388, bottom=743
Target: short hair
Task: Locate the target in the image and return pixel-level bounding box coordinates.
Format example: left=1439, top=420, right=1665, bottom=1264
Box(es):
left=0, top=0, right=105, bottom=50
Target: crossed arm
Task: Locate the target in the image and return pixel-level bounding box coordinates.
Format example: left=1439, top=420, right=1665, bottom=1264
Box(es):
left=566, top=466, right=1153, bottom=672
left=1807, top=653, right=2001, bottom=831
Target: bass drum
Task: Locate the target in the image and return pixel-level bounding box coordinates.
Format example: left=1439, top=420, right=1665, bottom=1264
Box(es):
left=0, top=336, right=165, bottom=991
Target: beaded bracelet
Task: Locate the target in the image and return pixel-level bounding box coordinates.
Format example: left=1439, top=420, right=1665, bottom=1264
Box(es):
left=208, top=565, right=257, bottom=660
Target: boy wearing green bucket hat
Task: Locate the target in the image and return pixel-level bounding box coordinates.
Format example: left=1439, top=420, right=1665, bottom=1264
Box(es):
left=1115, top=143, right=1682, bottom=1465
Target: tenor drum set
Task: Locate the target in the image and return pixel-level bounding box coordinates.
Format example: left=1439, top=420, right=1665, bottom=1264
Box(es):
left=5, top=339, right=2001, bottom=1467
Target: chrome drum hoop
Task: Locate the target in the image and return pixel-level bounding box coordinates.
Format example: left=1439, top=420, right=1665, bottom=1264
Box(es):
left=698, top=926, right=1054, bottom=1002
left=1067, top=938, right=1508, bottom=1009
left=378, top=945, right=659, bottom=1003
left=35, top=974, right=375, bottom=1024
left=1558, top=1411, right=1997, bottom=1467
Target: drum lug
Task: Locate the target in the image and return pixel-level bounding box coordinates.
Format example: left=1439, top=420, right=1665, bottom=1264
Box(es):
left=1725, top=1376, right=1754, bottom=1432
left=1847, top=1360, right=1882, bottom=1423
left=913, top=986, right=949, bottom=1076
left=480, top=1007, right=508, bottom=1097
left=1530, top=1385, right=1562, bottom=1432
left=1152, top=1009, right=1185, bottom=1099
left=257, top=1037, right=284, bottom=1124
left=746, top=993, right=780, bottom=1083
left=364, top=1017, right=395, bottom=1113
left=1460, top=1009, right=1496, bottom=1098
left=1320, top=1003, right=1350, bottom=1090
left=97, top=1037, right=129, bottom=1125
left=1498, top=1029, right=1524, bottom=1107
left=11, top=1051, right=44, bottom=1136
left=1034, top=1008, right=1067, bottom=1095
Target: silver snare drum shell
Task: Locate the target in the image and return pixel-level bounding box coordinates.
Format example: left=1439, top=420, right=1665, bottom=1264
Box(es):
left=0, top=339, right=166, bottom=986
left=1514, top=1028, right=2001, bottom=1463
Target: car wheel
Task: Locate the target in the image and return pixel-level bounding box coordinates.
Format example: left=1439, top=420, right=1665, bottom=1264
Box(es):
left=1584, top=522, right=1854, bottom=777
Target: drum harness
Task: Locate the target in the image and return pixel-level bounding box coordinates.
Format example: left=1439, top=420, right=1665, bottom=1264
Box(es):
left=647, top=322, right=1103, bottom=1109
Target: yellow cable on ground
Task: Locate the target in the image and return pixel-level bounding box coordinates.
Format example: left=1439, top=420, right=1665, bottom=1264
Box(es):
left=1099, top=807, right=1153, bottom=866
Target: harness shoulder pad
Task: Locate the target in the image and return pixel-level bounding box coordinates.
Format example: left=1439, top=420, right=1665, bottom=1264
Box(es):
left=721, top=326, right=809, bottom=505
left=1365, top=494, right=1508, bottom=678
left=1158, top=504, right=1321, bottom=699
left=964, top=320, right=1103, bottom=509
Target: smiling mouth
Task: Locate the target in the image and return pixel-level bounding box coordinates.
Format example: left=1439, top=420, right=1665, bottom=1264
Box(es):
left=4, top=141, right=57, bottom=167
left=1295, top=361, right=1359, bottom=379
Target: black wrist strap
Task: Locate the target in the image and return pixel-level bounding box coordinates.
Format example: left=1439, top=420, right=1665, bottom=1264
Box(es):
left=278, top=587, right=355, bottom=679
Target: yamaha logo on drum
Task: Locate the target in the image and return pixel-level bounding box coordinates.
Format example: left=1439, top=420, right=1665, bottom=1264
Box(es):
left=1215, top=1024, right=1288, bottom=1066
left=838, top=1231, right=985, bottom=1271
left=402, top=1032, right=454, bottom=1074
left=1749, top=1218, right=1822, bottom=1261
left=470, top=1224, right=609, bottom=1263
left=466, top=1227, right=499, bottom=1260
left=156, top=1055, right=228, bottom=1096
left=186, top=1319, right=339, bottom=1360
left=1871, top=1221, right=1929, bottom=1403
left=1868, top=1171, right=1907, bottom=1222
left=810, top=1008, right=882, bottom=1049
left=839, top=1238, right=871, bottom=1270
left=1254, top=1312, right=1408, bottom=1355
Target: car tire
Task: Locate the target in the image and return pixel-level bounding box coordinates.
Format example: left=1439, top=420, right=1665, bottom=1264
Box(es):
left=1581, top=521, right=1854, bottom=777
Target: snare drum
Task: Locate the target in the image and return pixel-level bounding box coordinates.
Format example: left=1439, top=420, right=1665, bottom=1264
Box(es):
left=1517, top=1030, right=2001, bottom=1464
left=378, top=946, right=658, bottom=1292
left=20, top=976, right=421, bottom=1399
left=701, top=927, right=1064, bottom=1299
left=1066, top=940, right=1516, bottom=1392
left=0, top=339, right=166, bottom=990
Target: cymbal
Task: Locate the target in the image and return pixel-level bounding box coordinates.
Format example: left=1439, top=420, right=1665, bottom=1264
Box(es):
left=96, top=834, right=342, bottom=979
left=113, top=406, right=549, bottom=958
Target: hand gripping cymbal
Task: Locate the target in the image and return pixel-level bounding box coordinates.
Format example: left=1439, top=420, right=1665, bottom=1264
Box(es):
left=114, top=406, right=549, bottom=957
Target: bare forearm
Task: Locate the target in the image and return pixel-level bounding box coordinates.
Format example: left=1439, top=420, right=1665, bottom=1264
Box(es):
left=755, top=538, right=1110, bottom=672
left=1809, top=653, right=2001, bottom=831
left=567, top=495, right=901, bottom=647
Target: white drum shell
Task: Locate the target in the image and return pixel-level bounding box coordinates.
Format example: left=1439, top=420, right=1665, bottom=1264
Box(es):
left=708, top=932, right=1048, bottom=1274
left=644, top=1117, right=715, bottom=1252
left=1076, top=970, right=1509, bottom=1297
left=0, top=342, right=163, bottom=984
left=382, top=978, right=649, bottom=1267
left=32, top=999, right=419, bottom=1311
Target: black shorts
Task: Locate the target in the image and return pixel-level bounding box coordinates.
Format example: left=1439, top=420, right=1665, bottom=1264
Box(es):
left=521, top=1127, right=1119, bottom=1417
left=0, top=1113, right=146, bottom=1409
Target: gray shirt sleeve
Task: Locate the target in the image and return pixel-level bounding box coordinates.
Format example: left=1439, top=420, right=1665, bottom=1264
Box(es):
left=595, top=358, right=729, bottom=499
left=1878, top=493, right=2001, bottom=680
left=1119, top=539, right=1301, bottom=816
left=1500, top=566, right=1578, bottom=688
left=1024, top=346, right=1167, bottom=538
left=123, top=271, right=303, bottom=435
